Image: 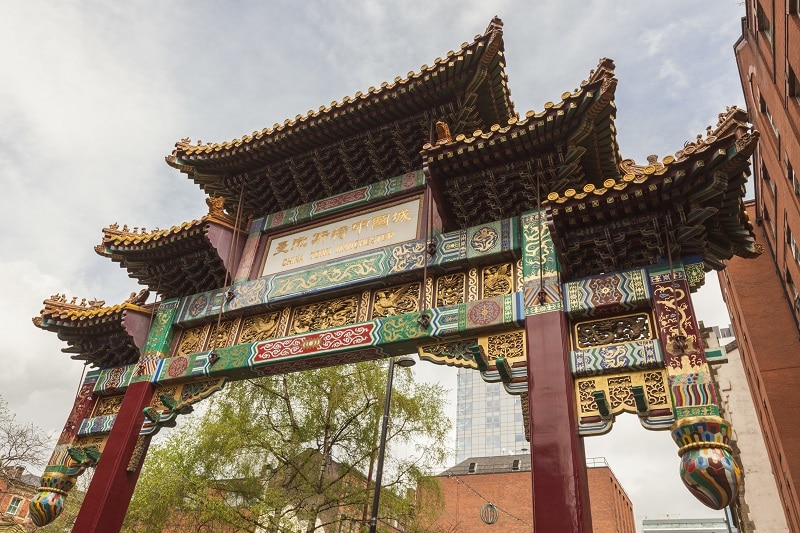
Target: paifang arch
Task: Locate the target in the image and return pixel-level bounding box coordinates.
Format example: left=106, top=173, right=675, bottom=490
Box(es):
left=31, top=18, right=760, bottom=533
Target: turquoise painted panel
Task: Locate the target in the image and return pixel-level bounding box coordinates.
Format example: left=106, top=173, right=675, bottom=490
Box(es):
left=173, top=216, right=522, bottom=327
left=260, top=170, right=425, bottom=232
left=429, top=293, right=524, bottom=337
left=435, top=229, right=468, bottom=265
left=270, top=251, right=387, bottom=299
left=520, top=208, right=560, bottom=283
left=563, top=268, right=651, bottom=319
left=570, top=339, right=664, bottom=377
left=647, top=261, right=687, bottom=284
left=77, top=414, right=117, bottom=437
left=93, top=364, right=137, bottom=395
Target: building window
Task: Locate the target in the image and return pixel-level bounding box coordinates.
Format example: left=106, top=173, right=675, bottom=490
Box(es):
left=789, top=228, right=800, bottom=264
left=763, top=163, right=776, bottom=196
left=764, top=204, right=776, bottom=239
left=790, top=161, right=800, bottom=196
left=468, top=462, right=477, bottom=473
left=789, top=65, right=800, bottom=101
left=789, top=0, right=799, bottom=15
left=788, top=275, right=800, bottom=315
left=757, top=2, right=773, bottom=42
left=760, top=95, right=778, bottom=136
left=6, top=497, right=22, bottom=515
left=512, top=459, right=521, bottom=471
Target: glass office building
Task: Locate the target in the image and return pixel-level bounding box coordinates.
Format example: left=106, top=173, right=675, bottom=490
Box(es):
left=455, top=368, right=527, bottom=463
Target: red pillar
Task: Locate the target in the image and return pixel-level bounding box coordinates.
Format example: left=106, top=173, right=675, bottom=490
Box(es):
left=73, top=381, right=154, bottom=532
left=526, top=312, right=593, bottom=532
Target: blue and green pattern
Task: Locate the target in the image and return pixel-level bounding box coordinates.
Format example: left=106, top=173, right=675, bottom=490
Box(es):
left=258, top=170, right=426, bottom=232
left=571, top=339, right=663, bottom=376
left=564, top=268, right=650, bottom=318
left=173, top=218, right=521, bottom=327
left=77, top=415, right=117, bottom=437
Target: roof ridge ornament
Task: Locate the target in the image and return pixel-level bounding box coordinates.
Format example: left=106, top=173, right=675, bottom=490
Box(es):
left=33, top=291, right=148, bottom=326
left=435, top=120, right=453, bottom=145
left=485, top=16, right=503, bottom=35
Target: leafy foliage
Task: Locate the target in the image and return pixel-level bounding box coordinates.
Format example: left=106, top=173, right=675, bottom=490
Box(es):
left=125, top=361, right=451, bottom=532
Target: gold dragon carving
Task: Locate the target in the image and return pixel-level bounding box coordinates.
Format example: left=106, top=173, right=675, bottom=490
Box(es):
left=372, top=284, right=420, bottom=318
left=289, top=296, right=358, bottom=335
left=239, top=312, right=282, bottom=344
left=482, top=263, right=513, bottom=298
left=436, top=273, right=465, bottom=307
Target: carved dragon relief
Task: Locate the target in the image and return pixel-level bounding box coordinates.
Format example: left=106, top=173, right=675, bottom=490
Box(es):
left=372, top=283, right=420, bottom=318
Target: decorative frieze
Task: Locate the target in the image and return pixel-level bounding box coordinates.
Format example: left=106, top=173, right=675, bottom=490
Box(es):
left=289, top=296, right=358, bottom=335
left=573, top=313, right=652, bottom=349
left=436, top=273, right=465, bottom=307
left=564, top=268, right=650, bottom=319
left=571, top=339, right=663, bottom=377
left=372, top=283, right=420, bottom=318
left=575, top=369, right=673, bottom=435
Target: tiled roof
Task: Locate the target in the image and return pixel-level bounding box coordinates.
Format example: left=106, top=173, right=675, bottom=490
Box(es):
left=33, top=291, right=151, bottom=368
left=545, top=106, right=760, bottom=278
left=440, top=454, right=531, bottom=476
left=34, top=293, right=148, bottom=323
left=422, top=57, right=619, bottom=229
left=172, top=18, right=512, bottom=160
left=165, top=18, right=515, bottom=220
left=95, top=197, right=242, bottom=299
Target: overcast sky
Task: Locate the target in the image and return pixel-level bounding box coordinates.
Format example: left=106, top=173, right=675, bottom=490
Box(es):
left=1, top=1, right=747, bottom=528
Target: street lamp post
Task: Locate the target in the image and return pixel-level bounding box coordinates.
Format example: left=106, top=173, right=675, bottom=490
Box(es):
left=369, top=356, right=415, bottom=533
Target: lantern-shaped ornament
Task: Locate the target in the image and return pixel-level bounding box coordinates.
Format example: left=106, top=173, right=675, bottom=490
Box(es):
left=480, top=502, right=499, bottom=525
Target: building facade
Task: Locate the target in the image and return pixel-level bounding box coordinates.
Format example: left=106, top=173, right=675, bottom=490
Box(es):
left=417, top=455, right=635, bottom=533
left=0, top=467, right=37, bottom=529
left=455, top=368, right=527, bottom=463
left=704, top=325, right=789, bottom=531
left=722, top=1, right=800, bottom=530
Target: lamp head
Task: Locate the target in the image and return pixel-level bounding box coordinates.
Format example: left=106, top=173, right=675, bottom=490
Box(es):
left=395, top=355, right=416, bottom=368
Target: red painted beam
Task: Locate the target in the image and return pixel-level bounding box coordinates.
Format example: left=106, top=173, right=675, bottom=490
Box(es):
left=526, top=312, right=593, bottom=532
left=73, top=381, right=154, bottom=532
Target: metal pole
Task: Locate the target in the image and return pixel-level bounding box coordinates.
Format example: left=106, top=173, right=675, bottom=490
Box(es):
left=369, top=358, right=395, bottom=533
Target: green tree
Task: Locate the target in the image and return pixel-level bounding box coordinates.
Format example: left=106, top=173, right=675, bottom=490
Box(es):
left=124, top=360, right=451, bottom=532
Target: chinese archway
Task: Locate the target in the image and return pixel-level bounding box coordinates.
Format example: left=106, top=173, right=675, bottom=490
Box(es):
left=30, top=18, right=759, bottom=532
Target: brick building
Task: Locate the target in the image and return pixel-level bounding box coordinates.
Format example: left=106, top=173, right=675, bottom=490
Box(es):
left=720, top=1, right=800, bottom=530
left=416, top=455, right=634, bottom=533
left=0, top=467, right=38, bottom=528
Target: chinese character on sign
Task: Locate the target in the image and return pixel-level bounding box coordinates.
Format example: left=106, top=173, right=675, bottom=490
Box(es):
left=392, top=209, right=412, bottom=223
left=273, top=240, right=289, bottom=255
left=371, top=214, right=389, bottom=229
left=312, top=230, right=329, bottom=245
left=352, top=220, right=370, bottom=234
left=292, top=237, right=308, bottom=249
left=332, top=226, right=348, bottom=240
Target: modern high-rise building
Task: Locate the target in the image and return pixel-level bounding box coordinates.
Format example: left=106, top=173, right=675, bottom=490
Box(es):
left=721, top=2, right=800, bottom=530
left=455, top=368, right=527, bottom=464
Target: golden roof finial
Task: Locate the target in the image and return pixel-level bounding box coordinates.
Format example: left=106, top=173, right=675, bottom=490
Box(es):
left=206, top=196, right=227, bottom=217
left=435, top=120, right=453, bottom=145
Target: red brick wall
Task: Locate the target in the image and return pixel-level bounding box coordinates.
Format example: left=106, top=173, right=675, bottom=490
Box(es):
left=417, top=466, right=633, bottom=532
left=586, top=467, right=635, bottom=533
left=0, top=476, right=35, bottom=527
left=721, top=207, right=800, bottom=532
left=730, top=2, right=800, bottom=528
